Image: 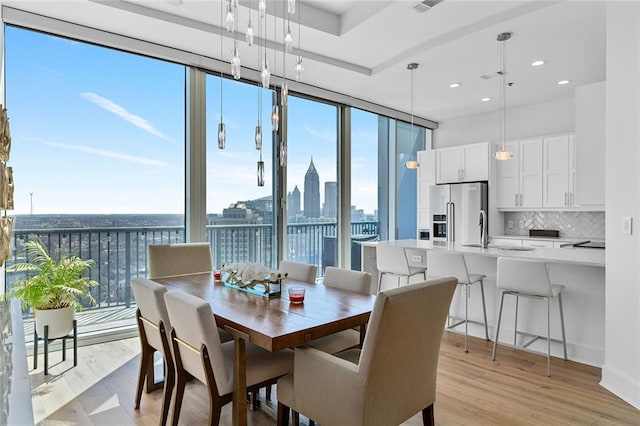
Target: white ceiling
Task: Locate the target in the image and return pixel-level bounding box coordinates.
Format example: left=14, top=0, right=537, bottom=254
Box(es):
left=9, top=0, right=606, bottom=123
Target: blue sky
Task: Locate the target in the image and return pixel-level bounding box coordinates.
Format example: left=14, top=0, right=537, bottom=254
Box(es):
left=5, top=25, right=378, bottom=216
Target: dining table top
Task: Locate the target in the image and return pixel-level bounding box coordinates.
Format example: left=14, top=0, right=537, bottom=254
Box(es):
left=153, top=273, right=377, bottom=352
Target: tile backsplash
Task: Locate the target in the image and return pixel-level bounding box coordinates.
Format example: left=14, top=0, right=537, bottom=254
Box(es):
left=504, top=211, right=605, bottom=239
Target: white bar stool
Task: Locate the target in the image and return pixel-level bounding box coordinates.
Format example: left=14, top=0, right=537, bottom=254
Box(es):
left=427, top=250, right=489, bottom=352
left=492, top=257, right=568, bottom=376
left=376, top=245, right=427, bottom=292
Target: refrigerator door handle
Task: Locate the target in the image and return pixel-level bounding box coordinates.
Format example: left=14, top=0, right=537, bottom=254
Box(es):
left=448, top=202, right=455, bottom=242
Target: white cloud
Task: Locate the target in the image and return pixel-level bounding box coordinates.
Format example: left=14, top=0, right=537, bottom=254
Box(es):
left=304, top=126, right=335, bottom=144
left=41, top=140, right=168, bottom=167
left=81, top=92, right=171, bottom=141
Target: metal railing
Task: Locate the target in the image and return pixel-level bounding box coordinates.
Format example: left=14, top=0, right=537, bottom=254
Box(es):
left=6, top=221, right=379, bottom=313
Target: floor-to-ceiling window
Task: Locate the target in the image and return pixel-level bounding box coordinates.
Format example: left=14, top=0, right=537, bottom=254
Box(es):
left=4, top=26, right=186, bottom=331
left=286, top=95, right=337, bottom=276
left=350, top=108, right=384, bottom=270
left=205, top=75, right=274, bottom=269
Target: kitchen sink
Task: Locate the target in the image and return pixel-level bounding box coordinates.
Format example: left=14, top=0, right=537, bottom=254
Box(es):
left=461, top=244, right=535, bottom=251
left=490, top=245, right=536, bottom=251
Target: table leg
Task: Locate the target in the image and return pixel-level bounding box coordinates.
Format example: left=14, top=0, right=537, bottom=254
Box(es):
left=233, top=336, right=247, bottom=426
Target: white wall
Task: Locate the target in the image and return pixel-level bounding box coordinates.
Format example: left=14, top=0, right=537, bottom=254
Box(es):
left=601, top=2, right=640, bottom=410
left=434, top=97, right=574, bottom=149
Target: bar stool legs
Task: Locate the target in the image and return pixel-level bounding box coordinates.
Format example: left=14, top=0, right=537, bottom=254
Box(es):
left=479, top=280, right=489, bottom=340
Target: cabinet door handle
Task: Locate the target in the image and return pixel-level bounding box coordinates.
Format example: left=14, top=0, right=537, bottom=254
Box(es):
left=564, top=192, right=568, bottom=206
left=570, top=192, right=574, bottom=205
left=515, top=194, right=518, bottom=206
left=519, top=193, right=523, bottom=206
left=461, top=168, right=465, bottom=180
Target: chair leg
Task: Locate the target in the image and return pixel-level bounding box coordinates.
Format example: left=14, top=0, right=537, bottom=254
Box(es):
left=480, top=280, right=490, bottom=340
left=422, top=403, right=435, bottom=426
left=377, top=272, right=384, bottom=293
left=492, top=292, right=506, bottom=361
left=546, top=297, right=551, bottom=377
left=514, top=295, right=519, bottom=346
left=161, top=356, right=175, bottom=426
left=62, top=335, right=66, bottom=362
left=464, top=284, right=469, bottom=352
left=44, top=325, right=49, bottom=376
left=171, top=371, right=187, bottom=426
left=277, top=402, right=290, bottom=426
left=135, top=345, right=153, bottom=409
left=558, top=292, right=568, bottom=360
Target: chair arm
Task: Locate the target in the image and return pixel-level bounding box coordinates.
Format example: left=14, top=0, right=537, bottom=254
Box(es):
left=293, top=346, right=364, bottom=422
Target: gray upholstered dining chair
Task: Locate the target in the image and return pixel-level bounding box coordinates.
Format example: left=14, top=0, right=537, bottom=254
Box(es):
left=148, top=242, right=213, bottom=279
left=164, top=291, right=293, bottom=426
left=277, top=277, right=457, bottom=426
left=305, top=267, right=373, bottom=355
left=131, top=277, right=174, bottom=426
left=279, top=260, right=318, bottom=284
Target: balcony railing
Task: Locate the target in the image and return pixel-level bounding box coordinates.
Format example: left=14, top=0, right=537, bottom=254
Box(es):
left=5, top=221, right=379, bottom=313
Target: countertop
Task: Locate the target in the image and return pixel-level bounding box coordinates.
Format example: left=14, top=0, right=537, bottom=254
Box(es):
left=493, top=235, right=604, bottom=243
left=0, top=299, right=34, bottom=426
left=362, top=239, right=605, bottom=267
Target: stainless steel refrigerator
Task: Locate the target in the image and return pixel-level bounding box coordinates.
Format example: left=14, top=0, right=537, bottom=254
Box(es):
left=430, top=182, right=488, bottom=244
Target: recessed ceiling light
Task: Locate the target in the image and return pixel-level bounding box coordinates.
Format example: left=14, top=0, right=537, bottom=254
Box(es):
left=531, top=60, right=545, bottom=67
left=558, top=80, right=571, bottom=85
left=449, top=82, right=461, bottom=88
left=481, top=97, right=491, bottom=102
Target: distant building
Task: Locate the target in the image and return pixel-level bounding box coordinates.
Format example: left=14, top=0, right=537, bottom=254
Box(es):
left=323, top=181, right=337, bottom=218
left=351, top=205, right=366, bottom=222
left=211, top=203, right=266, bottom=263
left=303, top=157, right=321, bottom=218
left=243, top=196, right=273, bottom=224
left=288, top=185, right=301, bottom=218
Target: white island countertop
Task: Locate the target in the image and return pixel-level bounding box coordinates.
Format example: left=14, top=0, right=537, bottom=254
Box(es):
left=363, top=239, right=605, bottom=268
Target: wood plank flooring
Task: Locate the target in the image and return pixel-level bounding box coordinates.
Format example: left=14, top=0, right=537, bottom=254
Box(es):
left=28, top=332, right=639, bottom=425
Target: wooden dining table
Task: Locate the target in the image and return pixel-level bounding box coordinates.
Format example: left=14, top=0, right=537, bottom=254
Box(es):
left=153, top=273, right=376, bottom=426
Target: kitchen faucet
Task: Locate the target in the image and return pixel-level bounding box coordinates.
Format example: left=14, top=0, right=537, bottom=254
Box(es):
left=479, top=210, right=488, bottom=249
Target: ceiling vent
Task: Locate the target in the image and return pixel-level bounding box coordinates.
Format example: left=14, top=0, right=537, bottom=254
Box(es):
left=411, top=0, right=444, bottom=13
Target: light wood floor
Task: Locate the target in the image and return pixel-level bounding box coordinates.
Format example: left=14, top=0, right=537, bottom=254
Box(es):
left=29, top=332, right=639, bottom=425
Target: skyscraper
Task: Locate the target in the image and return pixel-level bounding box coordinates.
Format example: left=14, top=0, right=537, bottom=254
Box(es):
left=323, top=181, right=337, bottom=218
left=303, top=157, right=320, bottom=218
left=288, top=185, right=301, bottom=218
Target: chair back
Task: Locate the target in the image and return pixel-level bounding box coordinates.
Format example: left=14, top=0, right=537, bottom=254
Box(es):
left=497, top=257, right=554, bottom=297
left=427, top=251, right=470, bottom=284
left=376, top=245, right=411, bottom=275
left=131, top=277, right=171, bottom=353
left=163, top=291, right=232, bottom=396
left=358, top=277, right=457, bottom=425
left=148, top=242, right=213, bottom=279
left=279, top=260, right=317, bottom=284
left=323, top=266, right=372, bottom=295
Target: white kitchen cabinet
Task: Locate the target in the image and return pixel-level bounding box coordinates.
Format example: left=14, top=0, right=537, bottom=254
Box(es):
left=416, top=150, right=436, bottom=232
left=497, top=138, right=543, bottom=209
left=543, top=135, right=576, bottom=208
left=436, top=142, right=489, bottom=184
left=575, top=82, right=605, bottom=210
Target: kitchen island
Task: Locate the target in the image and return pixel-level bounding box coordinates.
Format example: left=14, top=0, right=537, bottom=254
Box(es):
left=362, top=240, right=605, bottom=366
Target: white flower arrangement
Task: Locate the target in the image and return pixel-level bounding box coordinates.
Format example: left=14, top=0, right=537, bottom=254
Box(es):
left=221, top=262, right=287, bottom=293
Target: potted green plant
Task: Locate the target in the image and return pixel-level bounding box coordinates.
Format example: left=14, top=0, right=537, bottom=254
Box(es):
left=7, top=239, right=99, bottom=339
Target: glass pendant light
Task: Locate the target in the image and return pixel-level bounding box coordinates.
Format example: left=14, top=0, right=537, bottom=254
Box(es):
left=259, top=0, right=266, bottom=18
left=262, top=57, right=271, bottom=88
left=257, top=159, right=265, bottom=186
left=279, top=139, right=287, bottom=167
left=271, top=105, right=279, bottom=132
left=405, top=63, right=419, bottom=169
left=246, top=18, right=254, bottom=46
left=284, top=23, right=293, bottom=53
left=231, top=47, right=241, bottom=80
left=255, top=125, right=262, bottom=150
left=218, top=0, right=226, bottom=150
left=288, top=0, right=296, bottom=15
left=294, top=6, right=303, bottom=82
left=225, top=1, right=235, bottom=32
left=495, top=32, right=513, bottom=160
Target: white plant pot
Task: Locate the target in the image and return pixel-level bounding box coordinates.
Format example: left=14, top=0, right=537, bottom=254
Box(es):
left=34, top=306, right=74, bottom=339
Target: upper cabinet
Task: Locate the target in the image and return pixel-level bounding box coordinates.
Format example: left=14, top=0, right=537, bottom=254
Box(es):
left=543, top=135, right=576, bottom=208
left=436, top=142, right=489, bottom=184
left=497, top=138, right=543, bottom=209
left=575, top=82, right=605, bottom=210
